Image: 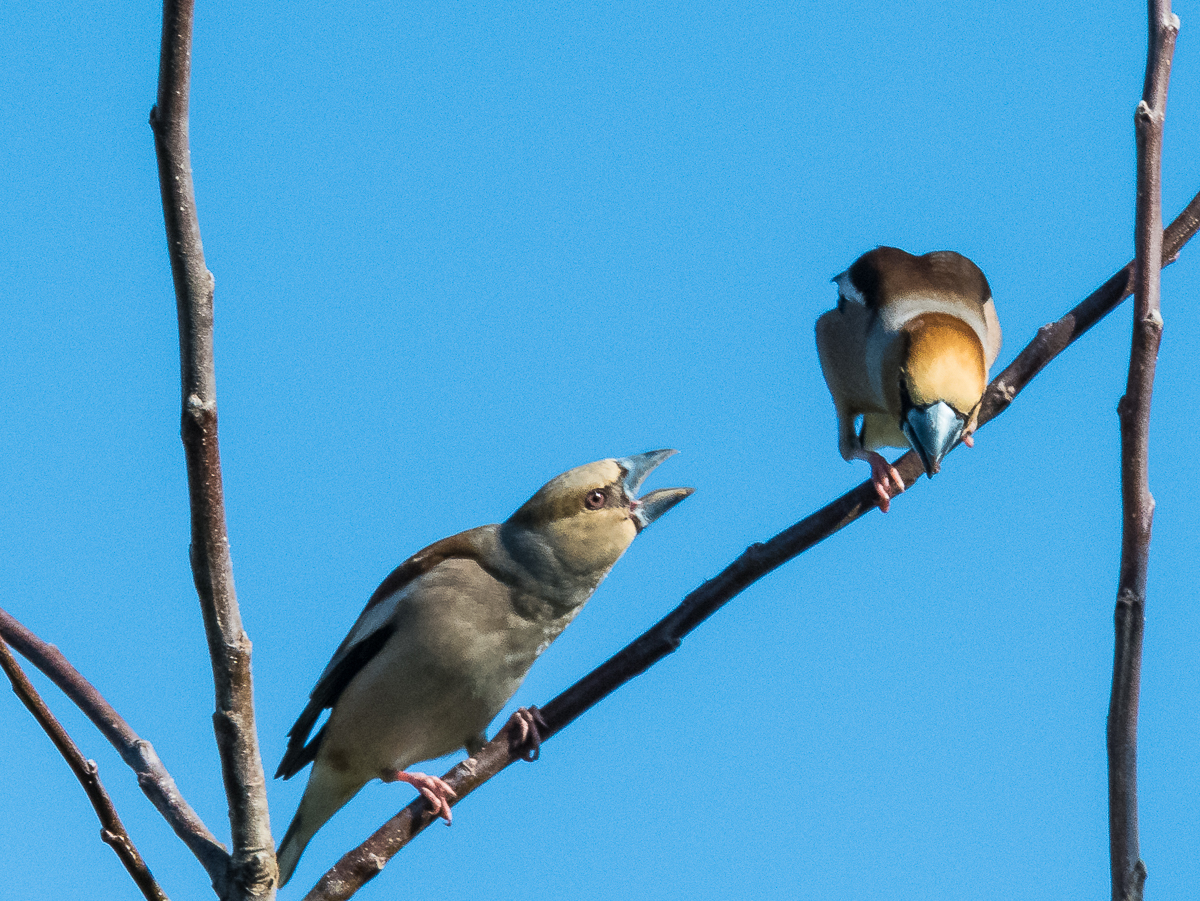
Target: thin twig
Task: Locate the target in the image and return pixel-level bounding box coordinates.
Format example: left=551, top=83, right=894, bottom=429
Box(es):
left=1107, top=4, right=1177, bottom=900
left=0, top=606, right=228, bottom=881
left=0, top=634, right=169, bottom=901
left=304, top=189, right=1200, bottom=901
left=150, top=0, right=274, bottom=896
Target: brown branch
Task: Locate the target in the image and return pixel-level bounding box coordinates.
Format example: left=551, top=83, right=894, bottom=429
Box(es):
left=1108, top=4, right=1177, bottom=900
left=303, top=189, right=1200, bottom=901
left=0, top=606, right=228, bottom=881
left=0, top=634, right=169, bottom=901
left=149, top=0, right=274, bottom=897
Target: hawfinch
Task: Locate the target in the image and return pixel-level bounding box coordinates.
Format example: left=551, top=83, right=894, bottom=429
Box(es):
left=275, top=450, right=692, bottom=886
left=815, top=247, right=1001, bottom=511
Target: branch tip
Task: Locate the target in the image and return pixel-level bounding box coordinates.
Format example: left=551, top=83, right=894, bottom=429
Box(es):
left=153, top=0, right=273, bottom=889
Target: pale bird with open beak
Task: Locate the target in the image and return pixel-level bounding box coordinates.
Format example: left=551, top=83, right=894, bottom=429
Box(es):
left=274, top=450, right=692, bottom=887
left=815, top=247, right=1002, bottom=511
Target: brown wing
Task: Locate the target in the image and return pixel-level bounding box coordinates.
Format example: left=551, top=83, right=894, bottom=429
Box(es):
left=274, top=527, right=496, bottom=780
left=275, top=624, right=395, bottom=779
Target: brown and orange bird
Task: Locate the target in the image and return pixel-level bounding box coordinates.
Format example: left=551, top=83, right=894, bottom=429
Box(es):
left=815, top=247, right=1002, bottom=512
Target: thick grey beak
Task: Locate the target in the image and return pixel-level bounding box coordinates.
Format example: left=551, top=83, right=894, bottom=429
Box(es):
left=618, top=449, right=677, bottom=494
left=901, top=401, right=964, bottom=477
left=616, top=449, right=694, bottom=531
left=631, top=487, right=694, bottom=530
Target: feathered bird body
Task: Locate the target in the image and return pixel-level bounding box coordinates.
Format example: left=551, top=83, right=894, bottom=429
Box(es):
left=275, top=453, right=692, bottom=886
left=816, top=247, right=1001, bottom=509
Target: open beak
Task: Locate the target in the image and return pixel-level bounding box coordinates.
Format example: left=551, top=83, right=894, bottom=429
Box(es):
left=616, top=449, right=694, bottom=531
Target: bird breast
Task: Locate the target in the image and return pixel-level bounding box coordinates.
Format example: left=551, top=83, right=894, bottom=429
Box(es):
left=318, top=559, right=567, bottom=774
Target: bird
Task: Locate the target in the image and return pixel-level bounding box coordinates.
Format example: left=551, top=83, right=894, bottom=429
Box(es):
left=815, top=246, right=1002, bottom=512
left=274, top=450, right=693, bottom=887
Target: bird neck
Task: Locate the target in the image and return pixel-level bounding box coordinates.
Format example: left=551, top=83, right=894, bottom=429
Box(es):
left=497, top=522, right=607, bottom=610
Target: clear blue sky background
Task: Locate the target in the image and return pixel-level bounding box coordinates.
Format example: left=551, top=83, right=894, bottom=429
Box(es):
left=2, top=2, right=1198, bottom=899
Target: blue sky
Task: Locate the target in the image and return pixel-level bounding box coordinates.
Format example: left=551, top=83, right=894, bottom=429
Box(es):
left=3, top=1, right=1199, bottom=899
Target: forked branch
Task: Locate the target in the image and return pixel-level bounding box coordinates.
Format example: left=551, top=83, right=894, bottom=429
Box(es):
left=4, top=1, right=1193, bottom=898
left=303, top=188, right=1200, bottom=900
left=150, top=0, right=274, bottom=896
left=0, top=635, right=168, bottom=901
left=0, top=606, right=228, bottom=880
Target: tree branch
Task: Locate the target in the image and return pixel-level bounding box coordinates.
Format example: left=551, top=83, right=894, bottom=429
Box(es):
left=0, top=606, right=228, bottom=881
left=0, top=634, right=169, bottom=901
left=1108, top=4, right=1177, bottom=900
left=149, top=0, right=274, bottom=897
left=303, top=188, right=1200, bottom=901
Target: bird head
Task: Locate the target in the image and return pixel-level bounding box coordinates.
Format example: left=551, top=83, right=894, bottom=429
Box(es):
left=899, top=313, right=987, bottom=476
left=504, top=449, right=693, bottom=579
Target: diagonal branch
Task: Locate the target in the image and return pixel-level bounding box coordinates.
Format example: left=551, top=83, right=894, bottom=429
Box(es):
left=0, top=606, right=228, bottom=881
left=0, top=634, right=169, bottom=901
left=149, top=0, right=274, bottom=897
left=304, top=188, right=1200, bottom=901
left=1108, top=4, right=1177, bottom=901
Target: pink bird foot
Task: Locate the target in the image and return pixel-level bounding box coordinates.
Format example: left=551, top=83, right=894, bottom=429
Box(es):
left=383, top=769, right=456, bottom=824
left=506, top=706, right=549, bottom=762
left=862, top=450, right=905, bottom=513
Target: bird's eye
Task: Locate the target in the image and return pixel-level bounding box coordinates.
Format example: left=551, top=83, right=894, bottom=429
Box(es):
left=584, top=489, right=607, bottom=510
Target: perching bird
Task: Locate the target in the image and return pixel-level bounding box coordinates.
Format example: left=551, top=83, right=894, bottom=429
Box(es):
left=815, top=247, right=1001, bottom=512
left=274, top=450, right=692, bottom=886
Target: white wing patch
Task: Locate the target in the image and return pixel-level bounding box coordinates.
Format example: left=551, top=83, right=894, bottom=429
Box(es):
left=833, top=271, right=866, bottom=306
left=982, top=297, right=1002, bottom=368
left=878, top=294, right=990, bottom=352
left=316, top=582, right=413, bottom=685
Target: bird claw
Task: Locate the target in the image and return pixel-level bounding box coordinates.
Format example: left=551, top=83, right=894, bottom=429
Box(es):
left=864, top=451, right=905, bottom=513
left=506, top=706, right=549, bottom=762
left=384, top=770, right=457, bottom=824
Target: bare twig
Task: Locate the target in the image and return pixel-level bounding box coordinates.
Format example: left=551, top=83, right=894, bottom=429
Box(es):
left=0, top=606, right=228, bottom=880
left=150, top=0, right=274, bottom=897
left=0, top=634, right=169, bottom=901
left=1107, top=4, right=1177, bottom=900
left=304, top=190, right=1200, bottom=901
